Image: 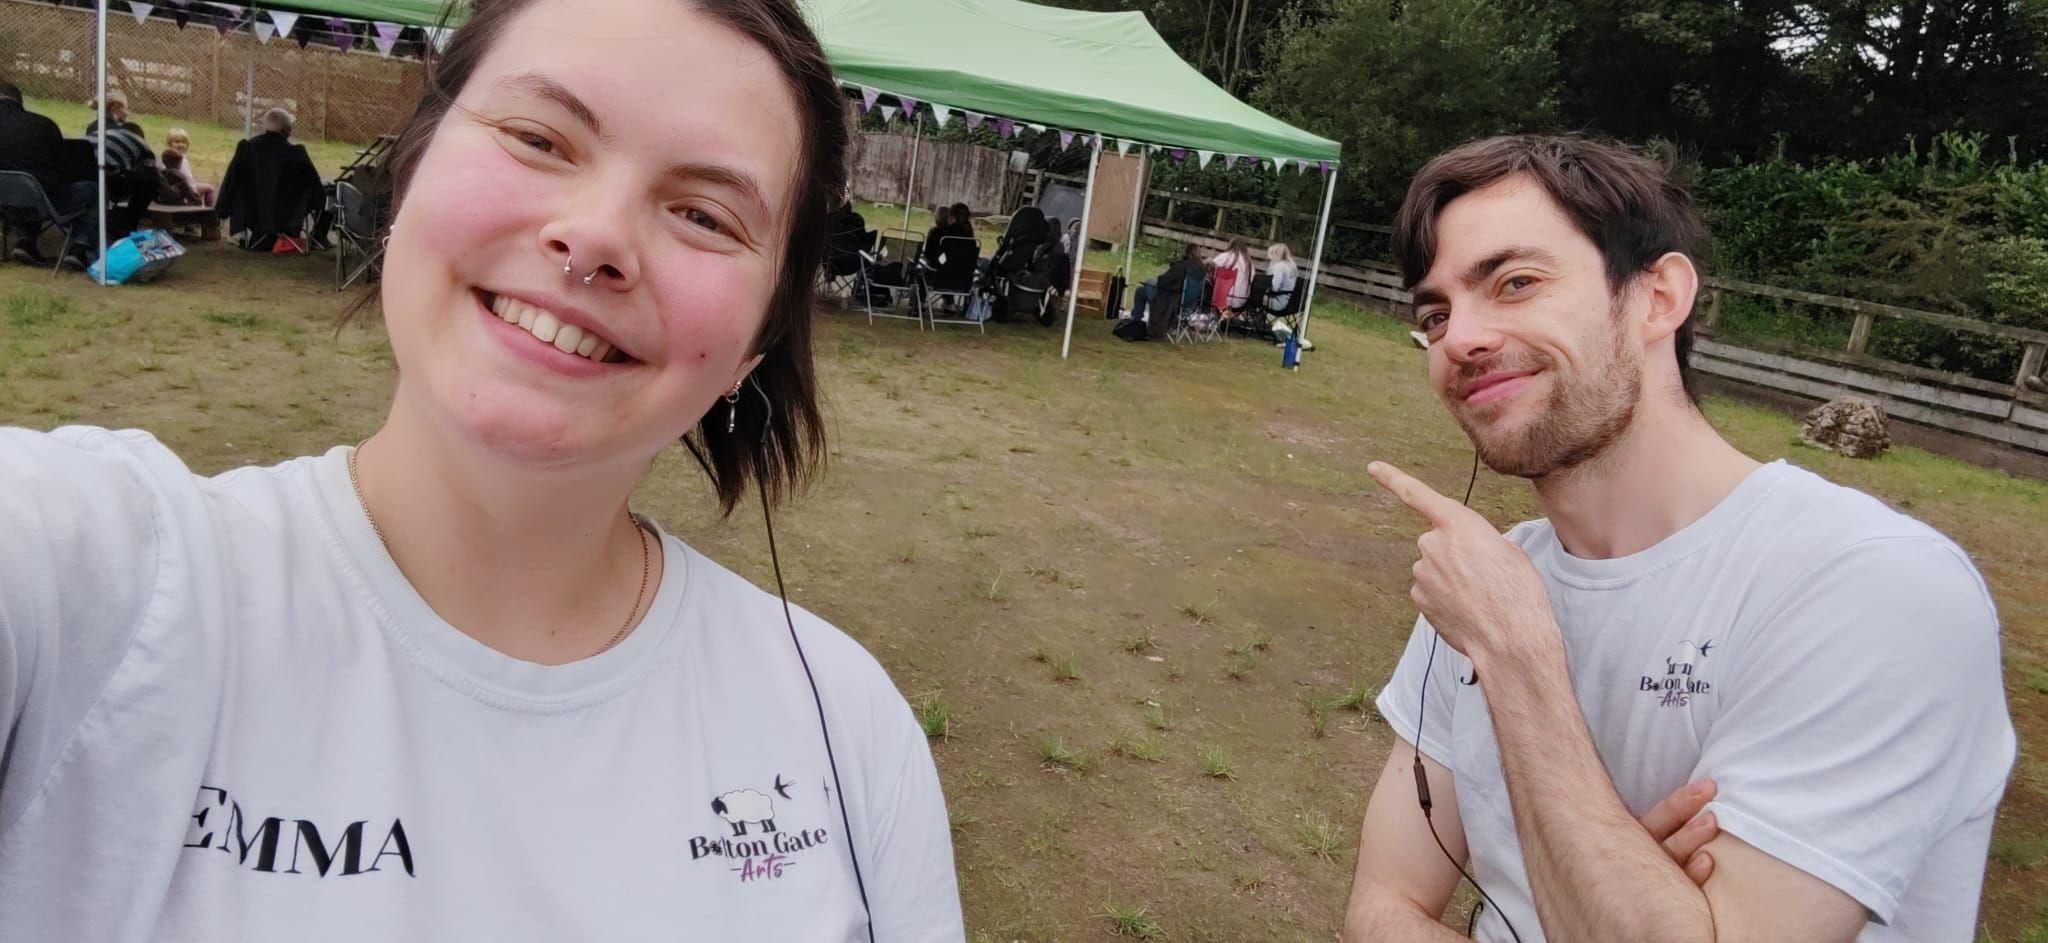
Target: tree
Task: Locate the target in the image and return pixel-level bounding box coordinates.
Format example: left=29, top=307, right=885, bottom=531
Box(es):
left=1253, top=0, right=1561, bottom=216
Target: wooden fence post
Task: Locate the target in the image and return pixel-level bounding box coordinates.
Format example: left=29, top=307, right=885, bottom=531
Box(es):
left=1699, top=289, right=1723, bottom=334
left=1163, top=197, right=1176, bottom=225
left=2018, top=342, right=2047, bottom=393
left=1212, top=208, right=1225, bottom=235
left=1847, top=311, right=1875, bottom=355
left=1267, top=211, right=1280, bottom=241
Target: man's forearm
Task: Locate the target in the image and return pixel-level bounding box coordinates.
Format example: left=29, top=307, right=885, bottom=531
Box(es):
left=1344, top=891, right=1473, bottom=943
left=1477, top=634, right=1713, bottom=942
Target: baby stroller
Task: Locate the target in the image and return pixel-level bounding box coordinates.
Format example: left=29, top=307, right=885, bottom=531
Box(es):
left=979, top=207, right=1050, bottom=323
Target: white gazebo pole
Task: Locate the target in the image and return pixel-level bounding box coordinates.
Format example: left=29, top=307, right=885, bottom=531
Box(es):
left=94, top=0, right=109, bottom=284
left=1297, top=165, right=1339, bottom=347
left=1059, top=143, right=1102, bottom=360
left=899, top=111, right=921, bottom=233
left=1121, top=149, right=1147, bottom=281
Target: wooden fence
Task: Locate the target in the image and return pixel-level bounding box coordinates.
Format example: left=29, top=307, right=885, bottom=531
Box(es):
left=0, top=0, right=421, bottom=143
left=847, top=132, right=1010, bottom=216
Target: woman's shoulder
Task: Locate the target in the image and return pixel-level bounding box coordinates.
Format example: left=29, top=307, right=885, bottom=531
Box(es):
left=672, top=540, right=908, bottom=706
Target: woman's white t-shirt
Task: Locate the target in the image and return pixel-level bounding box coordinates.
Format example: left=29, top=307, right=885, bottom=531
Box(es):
left=1266, top=259, right=1298, bottom=311
left=0, top=427, right=965, bottom=942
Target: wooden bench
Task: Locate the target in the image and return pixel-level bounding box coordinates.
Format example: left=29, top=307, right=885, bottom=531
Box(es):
left=146, top=203, right=220, bottom=242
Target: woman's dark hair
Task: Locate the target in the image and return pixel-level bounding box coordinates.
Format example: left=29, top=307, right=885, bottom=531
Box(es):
left=949, top=202, right=969, bottom=224
left=1391, top=133, right=1703, bottom=402
left=349, top=0, right=847, bottom=514
left=933, top=205, right=952, bottom=228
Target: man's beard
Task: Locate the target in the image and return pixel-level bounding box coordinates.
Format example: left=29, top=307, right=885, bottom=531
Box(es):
left=1452, top=323, right=1641, bottom=480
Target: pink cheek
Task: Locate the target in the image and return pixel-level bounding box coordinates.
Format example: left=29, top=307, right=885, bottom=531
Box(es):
left=405, top=144, right=540, bottom=258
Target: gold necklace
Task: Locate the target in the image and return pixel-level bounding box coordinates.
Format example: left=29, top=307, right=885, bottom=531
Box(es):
left=347, top=443, right=652, bottom=658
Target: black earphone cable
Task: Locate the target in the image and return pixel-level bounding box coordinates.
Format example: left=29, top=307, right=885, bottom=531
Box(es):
left=1412, top=450, right=1522, bottom=942
left=748, top=379, right=877, bottom=943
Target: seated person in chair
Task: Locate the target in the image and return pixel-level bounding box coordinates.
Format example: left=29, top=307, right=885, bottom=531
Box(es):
left=921, top=205, right=954, bottom=269
left=1, top=79, right=82, bottom=266
left=1262, top=241, right=1313, bottom=350
left=163, top=128, right=217, bottom=206
left=1207, top=237, right=1253, bottom=315
left=1127, top=242, right=1205, bottom=332
left=157, top=151, right=203, bottom=207
left=216, top=108, right=330, bottom=251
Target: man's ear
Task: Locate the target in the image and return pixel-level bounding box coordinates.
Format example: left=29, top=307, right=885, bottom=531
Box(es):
left=1639, top=252, right=1699, bottom=346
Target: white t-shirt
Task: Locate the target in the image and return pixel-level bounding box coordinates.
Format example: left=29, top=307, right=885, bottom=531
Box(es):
left=1376, top=461, right=2014, bottom=942
left=0, top=427, right=964, bottom=942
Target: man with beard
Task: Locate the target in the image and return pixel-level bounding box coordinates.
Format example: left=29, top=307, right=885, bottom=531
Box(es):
left=1342, top=135, right=2013, bottom=942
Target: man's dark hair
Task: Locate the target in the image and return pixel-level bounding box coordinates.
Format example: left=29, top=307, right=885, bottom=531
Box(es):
left=1, top=80, right=21, bottom=102
left=1391, top=134, right=1705, bottom=402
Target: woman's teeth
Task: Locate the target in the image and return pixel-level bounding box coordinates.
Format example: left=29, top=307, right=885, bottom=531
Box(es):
left=489, top=295, right=618, bottom=363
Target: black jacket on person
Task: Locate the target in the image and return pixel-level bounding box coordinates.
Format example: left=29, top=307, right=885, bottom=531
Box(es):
left=215, top=131, right=323, bottom=241
left=1155, top=257, right=1203, bottom=294
left=0, top=98, right=71, bottom=197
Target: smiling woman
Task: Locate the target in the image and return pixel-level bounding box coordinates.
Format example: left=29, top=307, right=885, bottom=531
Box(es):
left=0, top=1, right=964, bottom=941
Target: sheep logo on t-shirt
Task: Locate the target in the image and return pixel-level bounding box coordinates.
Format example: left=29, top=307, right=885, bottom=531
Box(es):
left=1639, top=639, right=1716, bottom=707
left=689, top=777, right=834, bottom=884
left=711, top=789, right=777, bottom=836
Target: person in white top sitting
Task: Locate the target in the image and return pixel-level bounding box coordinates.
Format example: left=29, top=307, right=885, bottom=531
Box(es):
left=0, top=0, right=964, bottom=940
left=1345, top=133, right=2012, bottom=943
left=1262, top=241, right=1316, bottom=350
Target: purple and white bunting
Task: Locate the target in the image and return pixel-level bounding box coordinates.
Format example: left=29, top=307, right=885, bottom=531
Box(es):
left=1170, top=148, right=1188, bottom=163
left=127, top=1, right=153, bottom=25
left=372, top=21, right=402, bottom=56
left=1058, top=130, right=1075, bottom=150
left=932, top=104, right=951, bottom=126
left=859, top=86, right=880, bottom=112
left=897, top=95, right=917, bottom=116
left=328, top=18, right=355, bottom=53
left=994, top=117, right=1015, bottom=138
left=964, top=111, right=984, bottom=131
left=878, top=104, right=898, bottom=122
left=1196, top=150, right=1215, bottom=169
left=254, top=21, right=274, bottom=42
left=1319, top=160, right=1333, bottom=177
left=267, top=9, right=297, bottom=38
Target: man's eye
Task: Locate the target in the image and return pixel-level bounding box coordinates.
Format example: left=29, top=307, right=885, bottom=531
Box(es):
left=1418, top=311, right=1448, bottom=333
left=1505, top=276, right=1536, bottom=292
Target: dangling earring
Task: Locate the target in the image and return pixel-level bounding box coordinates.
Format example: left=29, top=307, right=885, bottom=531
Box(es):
left=724, top=382, right=743, bottom=434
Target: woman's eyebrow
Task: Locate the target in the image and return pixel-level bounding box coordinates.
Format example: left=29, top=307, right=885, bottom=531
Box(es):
left=666, top=161, right=771, bottom=219
left=496, top=71, right=605, bottom=138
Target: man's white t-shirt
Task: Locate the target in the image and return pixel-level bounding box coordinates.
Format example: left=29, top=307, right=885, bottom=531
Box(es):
left=1376, top=460, right=2014, bottom=942
left=0, top=427, right=965, bottom=942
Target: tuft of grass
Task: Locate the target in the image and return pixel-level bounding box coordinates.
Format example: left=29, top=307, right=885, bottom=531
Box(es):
left=1108, top=731, right=1164, bottom=762
left=1296, top=812, right=1345, bottom=862
left=1303, top=695, right=1336, bottom=738
left=1247, top=632, right=1273, bottom=652
left=1143, top=702, right=1170, bottom=731
left=6, top=288, right=71, bottom=329
left=1197, top=744, right=1235, bottom=780
left=1991, top=833, right=2048, bottom=870
left=1119, top=633, right=1158, bottom=654
left=203, top=310, right=269, bottom=331
left=1035, top=733, right=1095, bottom=774
left=1231, top=869, right=1266, bottom=892
left=896, top=543, right=917, bottom=564
left=948, top=810, right=979, bottom=838
left=913, top=692, right=953, bottom=741
left=1099, top=903, right=1165, bottom=940
left=1024, top=562, right=1062, bottom=583
left=1031, top=639, right=1080, bottom=681
left=962, top=524, right=998, bottom=539
left=1224, top=650, right=1260, bottom=681
left=977, top=574, right=1007, bottom=603
left=1329, top=678, right=1378, bottom=713
left=1177, top=597, right=1217, bottom=626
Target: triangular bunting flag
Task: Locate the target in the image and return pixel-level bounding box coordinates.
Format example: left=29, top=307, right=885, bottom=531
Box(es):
left=127, top=1, right=153, bottom=25
left=1296, top=158, right=1311, bottom=174
left=1197, top=150, right=1215, bottom=169
left=1025, top=122, right=1044, bottom=134
left=1116, top=139, right=1132, bottom=156
left=424, top=26, right=452, bottom=51
left=254, top=21, right=274, bottom=42
left=268, top=9, right=297, bottom=38
left=897, top=95, right=917, bottom=115
left=1319, top=160, right=1334, bottom=177
left=994, top=118, right=1015, bottom=138
left=173, top=9, right=188, bottom=28
left=1058, top=130, right=1075, bottom=150
left=859, top=86, right=880, bottom=112
left=878, top=104, right=898, bottom=122
left=373, top=21, right=402, bottom=56
left=1170, top=148, right=1188, bottom=163
left=212, top=10, right=241, bottom=35
left=932, top=104, right=951, bottom=126
left=964, top=112, right=984, bottom=131
left=328, top=18, right=355, bottom=53
left=1092, top=134, right=1103, bottom=151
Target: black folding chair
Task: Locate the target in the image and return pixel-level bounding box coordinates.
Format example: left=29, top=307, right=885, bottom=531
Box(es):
left=855, top=249, right=924, bottom=328
left=0, top=171, right=89, bottom=275
left=920, top=235, right=984, bottom=332
left=331, top=180, right=380, bottom=290
left=822, top=225, right=871, bottom=298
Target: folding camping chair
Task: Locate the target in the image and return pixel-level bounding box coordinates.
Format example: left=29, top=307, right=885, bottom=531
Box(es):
left=855, top=248, right=924, bottom=328
left=331, top=180, right=380, bottom=290
left=921, top=235, right=983, bottom=332
left=822, top=225, right=872, bottom=298
left=0, top=171, right=89, bottom=276
left=1166, top=274, right=1217, bottom=345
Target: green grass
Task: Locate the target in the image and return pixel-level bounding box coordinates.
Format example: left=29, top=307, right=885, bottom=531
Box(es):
left=1099, top=902, right=1165, bottom=940
left=5, top=241, right=2046, bottom=940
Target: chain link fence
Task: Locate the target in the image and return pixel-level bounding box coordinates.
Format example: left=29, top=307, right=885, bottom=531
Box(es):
left=0, top=0, right=420, bottom=144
